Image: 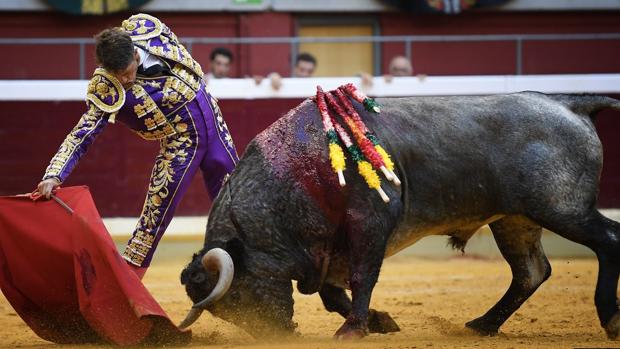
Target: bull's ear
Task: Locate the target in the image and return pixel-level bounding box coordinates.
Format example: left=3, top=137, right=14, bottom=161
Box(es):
left=225, top=238, right=245, bottom=272
left=180, top=265, right=191, bottom=285
left=180, top=253, right=207, bottom=285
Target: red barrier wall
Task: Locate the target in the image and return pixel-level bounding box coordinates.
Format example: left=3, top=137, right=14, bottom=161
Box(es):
left=1, top=10, right=619, bottom=213
left=1, top=97, right=619, bottom=215
left=0, top=99, right=303, bottom=216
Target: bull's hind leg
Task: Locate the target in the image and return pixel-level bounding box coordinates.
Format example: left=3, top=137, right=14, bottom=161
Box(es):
left=466, top=215, right=551, bottom=336
left=320, top=284, right=400, bottom=334
left=538, top=210, right=620, bottom=339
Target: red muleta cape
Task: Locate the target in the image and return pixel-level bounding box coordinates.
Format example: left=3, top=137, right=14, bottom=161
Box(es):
left=0, top=186, right=191, bottom=345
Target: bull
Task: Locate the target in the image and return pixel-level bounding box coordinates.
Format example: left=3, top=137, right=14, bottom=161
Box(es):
left=179, top=91, right=620, bottom=340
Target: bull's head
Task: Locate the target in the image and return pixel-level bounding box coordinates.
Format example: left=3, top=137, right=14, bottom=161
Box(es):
left=178, top=247, right=233, bottom=330
left=179, top=238, right=296, bottom=338
left=179, top=160, right=299, bottom=337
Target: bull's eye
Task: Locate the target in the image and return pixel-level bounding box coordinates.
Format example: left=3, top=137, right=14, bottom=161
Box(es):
left=191, top=272, right=206, bottom=283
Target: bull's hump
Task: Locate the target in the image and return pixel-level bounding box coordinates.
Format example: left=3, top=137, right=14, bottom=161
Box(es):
left=255, top=99, right=315, bottom=151
left=254, top=99, right=325, bottom=178
left=252, top=99, right=346, bottom=222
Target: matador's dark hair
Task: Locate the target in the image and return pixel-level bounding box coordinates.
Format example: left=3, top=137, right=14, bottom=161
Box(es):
left=94, top=27, right=135, bottom=72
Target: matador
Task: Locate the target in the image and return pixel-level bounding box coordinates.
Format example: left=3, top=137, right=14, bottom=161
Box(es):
left=36, top=13, right=239, bottom=278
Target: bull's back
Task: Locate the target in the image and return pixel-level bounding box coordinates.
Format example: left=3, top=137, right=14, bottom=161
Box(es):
left=236, top=92, right=604, bottom=256
left=368, top=93, right=603, bottom=254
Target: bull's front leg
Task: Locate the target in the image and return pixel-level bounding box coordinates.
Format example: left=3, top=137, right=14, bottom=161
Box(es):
left=333, top=218, right=389, bottom=339
left=320, top=284, right=400, bottom=334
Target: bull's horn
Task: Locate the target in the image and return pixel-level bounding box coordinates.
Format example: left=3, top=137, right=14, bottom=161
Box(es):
left=177, top=248, right=234, bottom=329
left=178, top=308, right=204, bottom=330
left=194, top=248, right=234, bottom=308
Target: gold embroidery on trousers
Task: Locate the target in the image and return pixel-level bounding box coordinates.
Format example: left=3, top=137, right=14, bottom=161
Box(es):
left=210, top=95, right=236, bottom=151
left=122, top=127, right=194, bottom=266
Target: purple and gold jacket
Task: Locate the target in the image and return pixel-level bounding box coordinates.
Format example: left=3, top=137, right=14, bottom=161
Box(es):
left=43, top=14, right=207, bottom=182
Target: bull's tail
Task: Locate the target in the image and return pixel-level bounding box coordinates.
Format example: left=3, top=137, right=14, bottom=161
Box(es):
left=547, top=93, right=620, bottom=119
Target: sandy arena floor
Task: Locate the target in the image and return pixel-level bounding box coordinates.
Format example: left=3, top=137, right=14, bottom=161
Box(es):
left=0, top=255, right=617, bottom=349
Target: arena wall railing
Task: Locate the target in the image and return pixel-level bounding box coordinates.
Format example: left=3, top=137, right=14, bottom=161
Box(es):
left=1, top=32, right=619, bottom=79
left=1, top=74, right=620, bottom=101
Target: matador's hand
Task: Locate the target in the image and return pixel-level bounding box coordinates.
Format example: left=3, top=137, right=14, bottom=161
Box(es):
left=36, top=178, right=61, bottom=199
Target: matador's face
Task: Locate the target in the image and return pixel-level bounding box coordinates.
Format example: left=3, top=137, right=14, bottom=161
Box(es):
left=111, top=49, right=140, bottom=89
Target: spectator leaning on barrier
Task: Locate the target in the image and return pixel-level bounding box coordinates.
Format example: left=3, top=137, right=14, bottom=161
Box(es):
left=292, top=52, right=317, bottom=77
left=267, top=52, right=317, bottom=90
left=386, top=55, right=413, bottom=79
left=35, top=13, right=239, bottom=280
left=206, top=47, right=233, bottom=79
left=360, top=55, right=415, bottom=88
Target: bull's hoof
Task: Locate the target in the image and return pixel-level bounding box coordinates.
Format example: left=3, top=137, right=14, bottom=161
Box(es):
left=605, top=312, right=620, bottom=339
left=368, top=309, right=400, bottom=334
left=334, top=323, right=368, bottom=340
left=334, top=328, right=367, bottom=340
left=465, top=318, right=499, bottom=336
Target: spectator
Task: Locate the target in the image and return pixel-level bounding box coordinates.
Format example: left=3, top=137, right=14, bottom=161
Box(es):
left=387, top=55, right=413, bottom=77
left=266, top=52, right=317, bottom=90
left=360, top=55, right=415, bottom=87
left=206, top=47, right=233, bottom=79
left=293, top=52, right=317, bottom=77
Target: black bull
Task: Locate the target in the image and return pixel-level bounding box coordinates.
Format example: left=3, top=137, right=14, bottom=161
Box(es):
left=180, top=91, right=620, bottom=339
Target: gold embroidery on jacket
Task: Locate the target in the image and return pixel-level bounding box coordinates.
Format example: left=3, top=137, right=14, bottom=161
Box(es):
left=44, top=104, right=105, bottom=179
left=132, top=37, right=203, bottom=78
left=161, top=75, right=196, bottom=109
left=86, top=68, right=125, bottom=113
left=171, top=63, right=201, bottom=91
left=132, top=86, right=157, bottom=118
left=122, top=14, right=203, bottom=86
left=122, top=13, right=163, bottom=41
left=136, top=79, right=162, bottom=89
left=127, top=76, right=198, bottom=140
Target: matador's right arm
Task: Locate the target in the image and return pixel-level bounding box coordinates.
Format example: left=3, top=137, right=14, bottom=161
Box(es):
left=42, top=68, right=125, bottom=182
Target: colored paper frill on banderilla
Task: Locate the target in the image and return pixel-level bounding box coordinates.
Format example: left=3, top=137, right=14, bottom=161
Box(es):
left=0, top=186, right=191, bottom=346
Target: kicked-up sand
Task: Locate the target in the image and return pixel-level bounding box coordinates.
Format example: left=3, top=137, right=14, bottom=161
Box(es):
left=0, top=250, right=616, bottom=348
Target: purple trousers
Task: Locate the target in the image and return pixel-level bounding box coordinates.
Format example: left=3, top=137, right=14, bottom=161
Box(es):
left=123, top=86, right=238, bottom=267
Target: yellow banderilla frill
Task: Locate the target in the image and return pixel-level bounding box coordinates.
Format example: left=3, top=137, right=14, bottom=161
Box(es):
left=358, top=160, right=389, bottom=203
left=329, top=142, right=347, bottom=186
